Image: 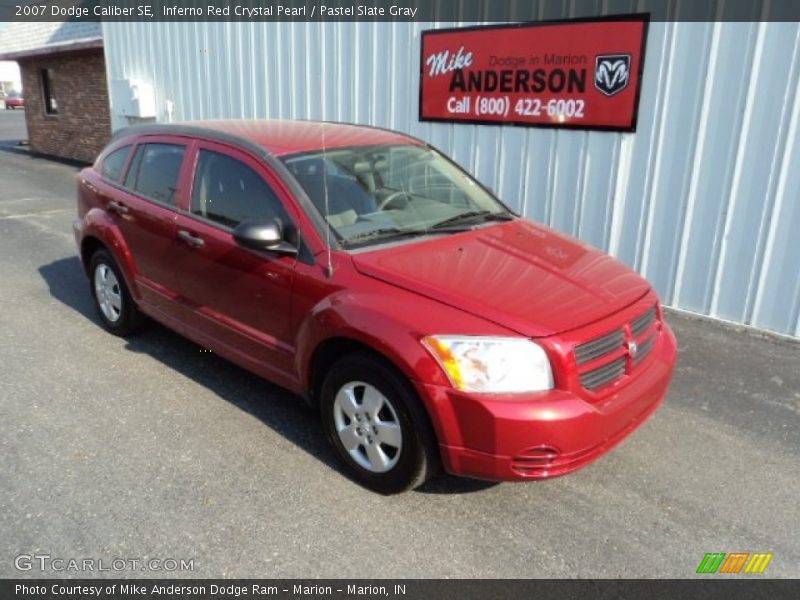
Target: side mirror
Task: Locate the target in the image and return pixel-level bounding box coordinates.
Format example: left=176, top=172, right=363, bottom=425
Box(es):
left=232, top=219, right=298, bottom=255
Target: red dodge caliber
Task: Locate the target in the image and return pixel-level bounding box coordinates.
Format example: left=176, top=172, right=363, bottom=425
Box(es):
left=74, top=120, right=677, bottom=493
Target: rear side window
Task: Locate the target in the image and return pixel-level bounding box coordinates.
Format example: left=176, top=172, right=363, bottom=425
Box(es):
left=191, top=150, right=289, bottom=228
left=100, top=145, right=131, bottom=183
left=124, top=143, right=185, bottom=205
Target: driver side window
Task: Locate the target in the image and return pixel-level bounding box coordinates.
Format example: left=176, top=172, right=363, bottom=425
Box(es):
left=191, top=150, right=289, bottom=229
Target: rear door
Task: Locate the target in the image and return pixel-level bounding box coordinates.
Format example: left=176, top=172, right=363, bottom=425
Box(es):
left=170, top=141, right=300, bottom=388
left=98, top=136, right=190, bottom=321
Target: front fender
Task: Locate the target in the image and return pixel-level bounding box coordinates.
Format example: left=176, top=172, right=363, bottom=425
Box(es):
left=293, top=287, right=518, bottom=451
left=294, top=283, right=518, bottom=393
left=294, top=290, right=450, bottom=391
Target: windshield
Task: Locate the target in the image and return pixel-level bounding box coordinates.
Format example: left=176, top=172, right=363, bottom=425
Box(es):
left=281, top=144, right=513, bottom=248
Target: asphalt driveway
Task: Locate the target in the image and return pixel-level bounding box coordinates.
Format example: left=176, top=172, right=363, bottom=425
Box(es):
left=1, top=108, right=798, bottom=578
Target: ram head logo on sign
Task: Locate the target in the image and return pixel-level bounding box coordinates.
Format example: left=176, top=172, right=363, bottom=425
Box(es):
left=594, top=54, right=631, bottom=96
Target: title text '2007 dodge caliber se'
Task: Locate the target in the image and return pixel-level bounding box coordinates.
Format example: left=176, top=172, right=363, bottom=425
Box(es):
left=74, top=120, right=677, bottom=493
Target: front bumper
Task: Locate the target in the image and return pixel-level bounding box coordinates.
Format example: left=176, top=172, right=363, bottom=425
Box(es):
left=418, top=323, right=677, bottom=481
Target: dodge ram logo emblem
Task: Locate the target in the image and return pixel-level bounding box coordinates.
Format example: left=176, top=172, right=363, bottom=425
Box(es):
left=594, top=54, right=631, bottom=96
left=626, top=340, right=639, bottom=358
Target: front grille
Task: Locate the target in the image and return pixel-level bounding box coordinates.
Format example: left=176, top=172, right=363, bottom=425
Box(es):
left=574, top=329, right=624, bottom=365
left=580, top=357, right=626, bottom=390
left=630, top=307, right=656, bottom=338
left=633, top=334, right=656, bottom=366
left=573, top=304, right=659, bottom=392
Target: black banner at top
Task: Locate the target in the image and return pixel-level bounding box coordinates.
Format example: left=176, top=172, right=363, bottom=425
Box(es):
left=1, top=0, right=800, bottom=22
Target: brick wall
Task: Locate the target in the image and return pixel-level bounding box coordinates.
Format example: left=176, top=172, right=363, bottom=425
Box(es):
left=19, top=49, right=111, bottom=163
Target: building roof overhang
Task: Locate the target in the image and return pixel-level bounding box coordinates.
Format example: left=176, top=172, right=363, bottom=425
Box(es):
left=0, top=38, right=104, bottom=61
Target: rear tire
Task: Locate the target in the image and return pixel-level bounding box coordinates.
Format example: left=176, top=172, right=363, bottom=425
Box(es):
left=89, top=249, right=147, bottom=336
left=320, top=352, right=439, bottom=494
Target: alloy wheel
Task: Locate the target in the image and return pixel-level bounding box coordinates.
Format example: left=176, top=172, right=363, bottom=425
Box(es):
left=93, top=263, right=123, bottom=323
left=332, top=381, right=403, bottom=473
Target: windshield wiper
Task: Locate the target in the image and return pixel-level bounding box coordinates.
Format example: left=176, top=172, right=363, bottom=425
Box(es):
left=342, top=227, right=428, bottom=246
left=429, top=210, right=515, bottom=230
left=342, top=211, right=515, bottom=247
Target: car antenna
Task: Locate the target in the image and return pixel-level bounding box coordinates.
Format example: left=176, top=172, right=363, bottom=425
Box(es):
left=321, top=120, right=334, bottom=278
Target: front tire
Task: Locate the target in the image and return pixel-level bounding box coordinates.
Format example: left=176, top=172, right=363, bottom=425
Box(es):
left=89, top=249, right=146, bottom=336
left=320, top=353, right=439, bottom=494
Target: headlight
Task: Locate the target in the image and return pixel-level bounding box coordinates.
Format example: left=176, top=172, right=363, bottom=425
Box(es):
left=421, top=336, right=553, bottom=393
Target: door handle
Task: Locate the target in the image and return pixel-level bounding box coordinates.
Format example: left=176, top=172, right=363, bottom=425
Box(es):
left=108, top=200, right=129, bottom=215
left=177, top=229, right=205, bottom=248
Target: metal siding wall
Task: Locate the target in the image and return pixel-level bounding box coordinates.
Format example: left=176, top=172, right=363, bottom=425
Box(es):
left=102, top=20, right=800, bottom=338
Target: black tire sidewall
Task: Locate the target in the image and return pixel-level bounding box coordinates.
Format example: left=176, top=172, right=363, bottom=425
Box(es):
left=320, top=354, right=435, bottom=494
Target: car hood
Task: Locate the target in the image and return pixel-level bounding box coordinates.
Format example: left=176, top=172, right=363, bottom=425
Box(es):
left=351, top=219, right=651, bottom=337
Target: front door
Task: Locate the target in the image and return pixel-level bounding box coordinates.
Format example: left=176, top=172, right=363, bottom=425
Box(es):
left=170, top=142, right=299, bottom=388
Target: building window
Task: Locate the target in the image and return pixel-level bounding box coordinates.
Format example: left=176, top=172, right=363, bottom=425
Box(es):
left=40, top=68, right=58, bottom=114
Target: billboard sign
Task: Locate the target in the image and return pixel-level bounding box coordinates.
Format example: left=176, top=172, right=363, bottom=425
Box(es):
left=419, top=16, right=649, bottom=131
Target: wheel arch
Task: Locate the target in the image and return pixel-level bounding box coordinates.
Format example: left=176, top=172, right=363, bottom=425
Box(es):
left=306, top=333, right=444, bottom=447
left=79, top=235, right=105, bottom=273
left=78, top=212, right=140, bottom=300
left=309, top=336, right=399, bottom=405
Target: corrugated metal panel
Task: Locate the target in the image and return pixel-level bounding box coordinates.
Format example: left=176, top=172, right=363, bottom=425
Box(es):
left=102, top=20, right=800, bottom=337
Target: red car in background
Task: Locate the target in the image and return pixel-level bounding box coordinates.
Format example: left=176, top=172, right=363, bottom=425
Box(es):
left=4, top=91, right=24, bottom=109
left=74, top=120, right=677, bottom=493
